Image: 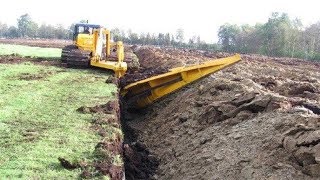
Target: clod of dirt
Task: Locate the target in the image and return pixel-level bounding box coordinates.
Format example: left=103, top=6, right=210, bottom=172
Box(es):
left=18, top=72, right=45, bottom=80
left=276, top=82, right=319, bottom=98
left=94, top=162, right=123, bottom=180
left=77, top=101, right=119, bottom=115
left=302, top=103, right=320, bottom=115
left=120, top=67, right=168, bottom=88
left=123, top=142, right=159, bottom=180
left=124, top=46, right=140, bottom=70
left=231, top=92, right=257, bottom=106
left=95, top=141, right=123, bottom=156
left=282, top=125, right=320, bottom=177
left=253, top=76, right=278, bottom=90
left=58, top=157, right=79, bottom=170
left=105, top=76, right=119, bottom=85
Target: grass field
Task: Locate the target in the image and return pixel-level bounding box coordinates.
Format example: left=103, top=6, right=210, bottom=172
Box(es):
left=0, top=45, right=120, bottom=178
left=0, top=44, right=61, bottom=58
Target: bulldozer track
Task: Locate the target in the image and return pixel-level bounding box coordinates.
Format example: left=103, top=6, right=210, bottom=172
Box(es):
left=61, top=45, right=91, bottom=67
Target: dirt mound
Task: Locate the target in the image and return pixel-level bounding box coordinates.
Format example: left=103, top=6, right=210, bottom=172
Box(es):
left=123, top=142, right=159, bottom=180
left=120, top=46, right=233, bottom=88
left=283, top=124, right=320, bottom=177
left=121, top=46, right=320, bottom=179
left=132, top=46, right=230, bottom=69
left=77, top=101, right=120, bottom=115
left=120, top=67, right=168, bottom=88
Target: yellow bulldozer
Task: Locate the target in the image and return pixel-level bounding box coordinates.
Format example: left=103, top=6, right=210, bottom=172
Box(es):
left=61, top=23, right=127, bottom=77
left=61, top=23, right=242, bottom=108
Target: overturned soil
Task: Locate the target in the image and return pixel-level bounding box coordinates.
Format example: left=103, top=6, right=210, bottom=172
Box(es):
left=0, top=38, right=71, bottom=48
left=121, top=46, right=320, bottom=179
left=2, top=43, right=320, bottom=179
left=0, top=55, right=65, bottom=67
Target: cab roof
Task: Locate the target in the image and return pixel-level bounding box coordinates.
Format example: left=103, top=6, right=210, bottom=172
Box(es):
left=75, top=23, right=101, bottom=29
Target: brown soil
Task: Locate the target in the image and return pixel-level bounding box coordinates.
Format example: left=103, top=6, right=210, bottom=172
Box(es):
left=3, top=42, right=320, bottom=179
left=0, top=38, right=71, bottom=48
left=121, top=46, right=320, bottom=179
left=120, top=46, right=231, bottom=88
left=123, top=142, right=159, bottom=180
left=0, top=55, right=65, bottom=67
left=15, top=69, right=56, bottom=81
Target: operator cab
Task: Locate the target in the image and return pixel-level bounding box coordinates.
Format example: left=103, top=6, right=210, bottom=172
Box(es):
left=73, top=23, right=101, bottom=41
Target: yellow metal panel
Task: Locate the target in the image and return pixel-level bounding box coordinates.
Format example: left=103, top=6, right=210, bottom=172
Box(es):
left=89, top=28, right=127, bottom=77
left=104, top=29, right=111, bottom=57
left=121, top=54, right=241, bottom=107
left=90, top=59, right=127, bottom=78
left=76, top=34, right=95, bottom=51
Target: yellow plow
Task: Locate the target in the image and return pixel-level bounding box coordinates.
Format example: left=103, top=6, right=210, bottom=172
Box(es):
left=121, top=54, right=241, bottom=108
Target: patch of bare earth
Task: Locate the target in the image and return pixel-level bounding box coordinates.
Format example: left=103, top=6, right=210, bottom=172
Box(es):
left=0, top=38, right=71, bottom=48
left=121, top=46, right=320, bottom=179
left=0, top=55, right=65, bottom=67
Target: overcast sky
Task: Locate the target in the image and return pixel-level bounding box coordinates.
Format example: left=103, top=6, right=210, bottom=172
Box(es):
left=0, top=0, right=319, bottom=42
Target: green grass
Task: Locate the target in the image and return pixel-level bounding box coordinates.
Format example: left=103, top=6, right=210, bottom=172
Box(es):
left=0, top=44, right=61, bottom=58
left=0, top=62, right=119, bottom=178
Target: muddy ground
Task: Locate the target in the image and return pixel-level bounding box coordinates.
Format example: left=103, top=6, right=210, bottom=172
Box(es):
left=0, top=38, right=71, bottom=48
left=2, top=40, right=320, bottom=179
left=0, top=55, right=65, bottom=67
left=122, top=46, right=320, bottom=179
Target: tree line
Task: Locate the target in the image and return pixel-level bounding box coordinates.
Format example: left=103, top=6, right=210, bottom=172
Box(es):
left=0, top=14, right=71, bottom=39
left=0, top=14, right=217, bottom=51
left=110, top=28, right=218, bottom=51
left=1, top=13, right=320, bottom=60
left=218, top=12, right=320, bottom=60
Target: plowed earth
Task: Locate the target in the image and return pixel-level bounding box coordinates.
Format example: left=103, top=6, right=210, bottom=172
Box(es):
left=3, top=39, right=320, bottom=179
left=122, top=46, right=320, bottom=179
left=0, top=39, right=71, bottom=48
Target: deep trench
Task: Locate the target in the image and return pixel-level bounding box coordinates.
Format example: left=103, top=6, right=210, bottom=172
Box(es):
left=120, top=103, right=160, bottom=180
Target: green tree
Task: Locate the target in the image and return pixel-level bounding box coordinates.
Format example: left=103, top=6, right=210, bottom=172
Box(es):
left=111, top=28, right=122, bottom=41
left=17, top=14, right=38, bottom=38
left=54, top=24, right=69, bottom=39
left=304, top=23, right=320, bottom=59
left=171, top=35, right=176, bottom=45
left=127, top=30, right=139, bottom=44
left=218, top=23, right=240, bottom=52
left=176, top=28, right=185, bottom=44
left=0, top=22, right=8, bottom=37
left=164, top=33, right=171, bottom=46
left=146, top=33, right=152, bottom=44
left=139, top=33, right=146, bottom=45
left=157, top=33, right=165, bottom=45
left=6, top=26, right=19, bottom=38
left=38, top=24, right=55, bottom=39
left=260, top=12, right=292, bottom=56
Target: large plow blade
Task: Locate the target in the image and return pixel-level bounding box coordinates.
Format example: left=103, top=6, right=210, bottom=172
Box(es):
left=121, top=54, right=241, bottom=108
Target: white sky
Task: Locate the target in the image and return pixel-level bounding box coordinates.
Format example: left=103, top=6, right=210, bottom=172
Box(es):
left=0, top=0, right=319, bottom=43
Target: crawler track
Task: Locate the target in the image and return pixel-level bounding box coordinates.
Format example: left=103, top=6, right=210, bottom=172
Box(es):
left=61, top=45, right=91, bottom=67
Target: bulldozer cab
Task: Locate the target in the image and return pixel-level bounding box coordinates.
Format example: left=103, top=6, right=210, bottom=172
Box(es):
left=73, top=23, right=101, bottom=40
left=73, top=23, right=101, bottom=51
